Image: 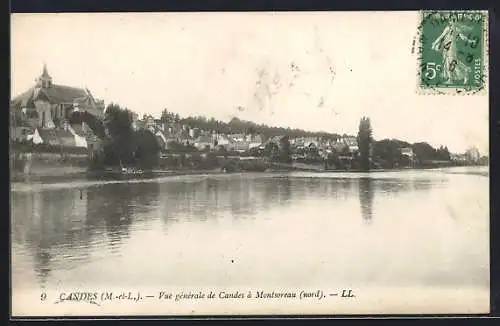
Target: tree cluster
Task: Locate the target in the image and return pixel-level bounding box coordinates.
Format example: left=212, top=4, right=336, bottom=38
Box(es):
left=97, top=103, right=160, bottom=169
left=372, top=139, right=451, bottom=168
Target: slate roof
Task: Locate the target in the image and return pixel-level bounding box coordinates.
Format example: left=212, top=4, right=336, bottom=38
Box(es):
left=12, top=84, right=88, bottom=105
left=10, top=89, right=36, bottom=109
left=11, top=85, right=103, bottom=117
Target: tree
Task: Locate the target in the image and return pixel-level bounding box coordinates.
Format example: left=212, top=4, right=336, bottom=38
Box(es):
left=357, top=117, right=373, bottom=171
left=326, top=148, right=340, bottom=169
left=263, top=142, right=280, bottom=161
left=412, top=142, right=437, bottom=164
left=279, top=136, right=292, bottom=163
left=160, top=108, right=175, bottom=124
left=102, top=103, right=135, bottom=165
left=436, top=145, right=451, bottom=161
left=104, top=103, right=133, bottom=138
left=372, top=139, right=411, bottom=168
left=132, top=129, right=160, bottom=169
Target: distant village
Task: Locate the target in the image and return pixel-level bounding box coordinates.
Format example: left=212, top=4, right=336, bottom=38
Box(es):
left=10, top=65, right=487, bottom=172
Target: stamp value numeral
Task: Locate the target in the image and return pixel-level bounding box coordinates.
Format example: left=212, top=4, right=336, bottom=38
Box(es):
left=424, top=62, right=442, bottom=80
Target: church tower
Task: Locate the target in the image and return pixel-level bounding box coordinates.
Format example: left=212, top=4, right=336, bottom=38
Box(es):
left=33, top=64, right=55, bottom=129
left=35, top=64, right=53, bottom=88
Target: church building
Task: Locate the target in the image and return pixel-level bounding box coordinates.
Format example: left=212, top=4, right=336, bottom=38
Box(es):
left=11, top=64, right=105, bottom=130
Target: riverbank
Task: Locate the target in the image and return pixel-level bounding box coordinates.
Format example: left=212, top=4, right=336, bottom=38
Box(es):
left=10, top=149, right=488, bottom=183
left=10, top=164, right=488, bottom=184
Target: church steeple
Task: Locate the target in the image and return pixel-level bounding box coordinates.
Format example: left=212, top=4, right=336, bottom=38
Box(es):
left=36, top=63, right=53, bottom=88
left=42, top=63, right=50, bottom=78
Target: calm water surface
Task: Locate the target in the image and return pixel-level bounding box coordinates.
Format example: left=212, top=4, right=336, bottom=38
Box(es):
left=11, top=167, right=489, bottom=293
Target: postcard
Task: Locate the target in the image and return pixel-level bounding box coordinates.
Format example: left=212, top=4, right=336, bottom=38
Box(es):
left=10, top=11, right=489, bottom=317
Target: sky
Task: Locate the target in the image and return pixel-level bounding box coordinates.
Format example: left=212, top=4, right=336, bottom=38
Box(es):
left=10, top=12, right=489, bottom=154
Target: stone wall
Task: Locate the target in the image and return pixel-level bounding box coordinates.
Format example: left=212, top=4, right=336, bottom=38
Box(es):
left=10, top=151, right=89, bottom=177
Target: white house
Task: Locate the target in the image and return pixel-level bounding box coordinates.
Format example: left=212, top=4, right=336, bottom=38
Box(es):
left=400, top=147, right=415, bottom=157
left=65, top=121, right=88, bottom=148
left=214, top=135, right=235, bottom=150
left=31, top=128, right=44, bottom=144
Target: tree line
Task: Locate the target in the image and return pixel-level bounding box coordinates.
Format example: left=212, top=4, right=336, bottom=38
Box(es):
left=161, top=109, right=342, bottom=140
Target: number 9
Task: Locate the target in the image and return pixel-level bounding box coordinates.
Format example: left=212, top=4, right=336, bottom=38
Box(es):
left=40, top=292, right=47, bottom=301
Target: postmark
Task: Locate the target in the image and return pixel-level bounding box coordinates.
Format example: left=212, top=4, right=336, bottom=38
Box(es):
left=417, top=10, right=488, bottom=95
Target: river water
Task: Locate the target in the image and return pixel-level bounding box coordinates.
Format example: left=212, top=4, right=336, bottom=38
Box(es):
left=10, top=167, right=489, bottom=315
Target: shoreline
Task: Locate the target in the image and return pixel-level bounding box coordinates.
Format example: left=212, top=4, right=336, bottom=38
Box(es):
left=10, top=164, right=488, bottom=184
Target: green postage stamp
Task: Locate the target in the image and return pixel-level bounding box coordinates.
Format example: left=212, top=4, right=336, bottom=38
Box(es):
left=418, top=10, right=488, bottom=94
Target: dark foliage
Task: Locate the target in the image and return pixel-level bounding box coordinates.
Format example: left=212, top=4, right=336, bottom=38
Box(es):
left=357, top=117, right=373, bottom=171
left=69, top=111, right=106, bottom=138
left=160, top=109, right=341, bottom=140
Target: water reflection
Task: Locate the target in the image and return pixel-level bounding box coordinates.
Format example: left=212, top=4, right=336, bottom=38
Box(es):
left=11, top=172, right=456, bottom=289
left=358, top=178, right=374, bottom=223
left=12, top=189, right=93, bottom=285
left=11, top=182, right=160, bottom=284
left=158, top=177, right=263, bottom=223
left=152, top=175, right=438, bottom=226
left=85, top=183, right=160, bottom=251
left=377, top=178, right=434, bottom=195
